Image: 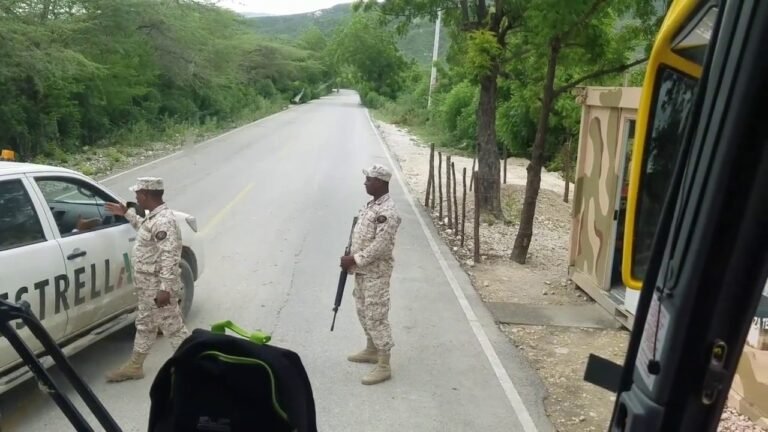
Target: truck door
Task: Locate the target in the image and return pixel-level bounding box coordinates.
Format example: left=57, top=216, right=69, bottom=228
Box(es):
left=29, top=174, right=136, bottom=339
left=606, top=0, right=768, bottom=430
left=0, top=175, right=68, bottom=376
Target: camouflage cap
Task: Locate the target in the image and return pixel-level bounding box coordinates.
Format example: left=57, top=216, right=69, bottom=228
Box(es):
left=129, top=177, right=164, bottom=192
left=363, top=164, right=392, bottom=182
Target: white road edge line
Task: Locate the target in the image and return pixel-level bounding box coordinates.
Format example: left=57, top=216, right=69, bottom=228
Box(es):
left=100, top=107, right=293, bottom=183
left=100, top=151, right=181, bottom=182
left=193, top=106, right=291, bottom=149
left=365, top=110, right=539, bottom=432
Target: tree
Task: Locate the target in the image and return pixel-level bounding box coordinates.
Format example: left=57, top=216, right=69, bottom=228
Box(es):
left=0, top=0, right=333, bottom=160
left=327, top=13, right=409, bottom=100
left=508, top=0, right=659, bottom=263
left=355, top=0, right=527, bottom=217
left=298, top=26, right=328, bottom=52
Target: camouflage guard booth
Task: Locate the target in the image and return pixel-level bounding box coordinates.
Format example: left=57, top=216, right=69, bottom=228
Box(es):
left=568, top=86, right=641, bottom=329
left=569, top=86, right=768, bottom=427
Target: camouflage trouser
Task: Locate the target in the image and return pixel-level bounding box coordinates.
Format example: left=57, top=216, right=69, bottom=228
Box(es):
left=133, top=272, right=190, bottom=355
left=353, top=273, right=394, bottom=353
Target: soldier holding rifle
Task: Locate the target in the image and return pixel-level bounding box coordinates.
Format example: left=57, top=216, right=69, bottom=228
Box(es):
left=340, top=164, right=401, bottom=385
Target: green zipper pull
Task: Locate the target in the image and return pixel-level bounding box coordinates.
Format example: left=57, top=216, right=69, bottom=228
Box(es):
left=210, top=320, right=271, bottom=344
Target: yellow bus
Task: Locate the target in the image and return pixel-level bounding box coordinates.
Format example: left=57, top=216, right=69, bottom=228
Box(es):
left=622, top=0, right=717, bottom=290
left=605, top=1, right=768, bottom=429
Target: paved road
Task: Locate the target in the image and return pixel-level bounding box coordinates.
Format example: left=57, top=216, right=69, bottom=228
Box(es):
left=0, top=91, right=554, bottom=431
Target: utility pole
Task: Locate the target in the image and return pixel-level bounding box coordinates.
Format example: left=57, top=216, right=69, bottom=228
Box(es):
left=427, top=10, right=442, bottom=110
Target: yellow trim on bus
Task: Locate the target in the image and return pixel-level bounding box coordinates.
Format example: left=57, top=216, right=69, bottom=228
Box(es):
left=622, top=0, right=704, bottom=290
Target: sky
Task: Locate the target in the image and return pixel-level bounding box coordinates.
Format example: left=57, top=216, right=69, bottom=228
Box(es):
left=216, top=0, right=350, bottom=15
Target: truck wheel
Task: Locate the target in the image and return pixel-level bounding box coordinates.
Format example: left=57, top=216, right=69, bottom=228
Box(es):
left=179, top=259, right=195, bottom=319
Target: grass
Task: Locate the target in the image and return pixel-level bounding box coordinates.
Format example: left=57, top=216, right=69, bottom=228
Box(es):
left=371, top=106, right=476, bottom=160
left=30, top=100, right=288, bottom=178
left=105, top=147, right=125, bottom=164
left=370, top=106, right=400, bottom=125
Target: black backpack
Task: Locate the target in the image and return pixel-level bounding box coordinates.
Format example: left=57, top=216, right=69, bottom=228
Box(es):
left=148, top=321, right=317, bottom=432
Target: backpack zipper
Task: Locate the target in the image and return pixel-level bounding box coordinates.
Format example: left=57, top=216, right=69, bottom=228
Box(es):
left=199, top=351, right=289, bottom=422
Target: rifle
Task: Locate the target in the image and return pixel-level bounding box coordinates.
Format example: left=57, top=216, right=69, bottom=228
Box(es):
left=331, top=216, right=358, bottom=331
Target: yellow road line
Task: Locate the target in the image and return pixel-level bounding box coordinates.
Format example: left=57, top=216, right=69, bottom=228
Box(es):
left=200, top=182, right=255, bottom=237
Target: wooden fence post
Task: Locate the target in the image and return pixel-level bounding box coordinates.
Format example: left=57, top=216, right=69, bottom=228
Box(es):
left=563, top=138, right=572, bottom=204
left=452, top=162, right=458, bottom=237
left=431, top=148, right=436, bottom=209
left=425, top=143, right=434, bottom=206
left=446, top=155, right=452, bottom=228
left=461, top=167, right=467, bottom=247
left=473, top=170, right=481, bottom=263
left=438, top=152, right=443, bottom=220
left=469, top=157, right=476, bottom=191
left=503, top=145, right=508, bottom=184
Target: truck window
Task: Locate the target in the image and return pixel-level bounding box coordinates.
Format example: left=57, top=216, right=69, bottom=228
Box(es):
left=631, top=66, right=698, bottom=281
left=34, top=177, right=126, bottom=237
left=0, top=180, right=46, bottom=251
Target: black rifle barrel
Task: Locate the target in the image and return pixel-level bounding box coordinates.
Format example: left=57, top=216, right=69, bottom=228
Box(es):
left=331, top=216, right=358, bottom=331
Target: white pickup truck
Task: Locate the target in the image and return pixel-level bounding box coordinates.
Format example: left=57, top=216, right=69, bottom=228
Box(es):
left=0, top=162, right=205, bottom=393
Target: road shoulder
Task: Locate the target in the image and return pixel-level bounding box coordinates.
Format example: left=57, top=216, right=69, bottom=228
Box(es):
left=366, top=110, right=555, bottom=432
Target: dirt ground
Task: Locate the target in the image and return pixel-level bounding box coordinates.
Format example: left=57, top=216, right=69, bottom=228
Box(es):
left=375, top=119, right=766, bottom=432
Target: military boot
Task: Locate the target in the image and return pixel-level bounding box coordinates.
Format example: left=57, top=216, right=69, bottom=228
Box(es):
left=105, top=351, right=148, bottom=382
left=361, top=352, right=391, bottom=385
left=347, top=337, right=378, bottom=364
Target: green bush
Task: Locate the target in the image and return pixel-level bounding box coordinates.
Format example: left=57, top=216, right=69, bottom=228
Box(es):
left=255, top=80, right=278, bottom=98
left=454, top=100, right=477, bottom=149
left=439, top=81, right=476, bottom=136
left=361, top=90, right=386, bottom=109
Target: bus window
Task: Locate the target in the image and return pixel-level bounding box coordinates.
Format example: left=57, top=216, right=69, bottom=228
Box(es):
left=631, top=66, right=698, bottom=282
left=623, top=1, right=719, bottom=290
left=672, top=6, right=717, bottom=65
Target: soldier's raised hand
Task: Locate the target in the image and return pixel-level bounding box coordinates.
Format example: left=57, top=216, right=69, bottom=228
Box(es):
left=105, top=201, right=127, bottom=216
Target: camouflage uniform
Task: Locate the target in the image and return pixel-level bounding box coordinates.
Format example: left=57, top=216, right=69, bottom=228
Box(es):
left=106, top=177, right=189, bottom=383
left=350, top=193, right=401, bottom=353
left=347, top=164, right=401, bottom=385
left=126, top=201, right=190, bottom=353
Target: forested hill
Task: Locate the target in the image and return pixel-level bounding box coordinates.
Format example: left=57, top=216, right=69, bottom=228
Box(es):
left=0, top=0, right=333, bottom=163
left=246, top=3, right=449, bottom=67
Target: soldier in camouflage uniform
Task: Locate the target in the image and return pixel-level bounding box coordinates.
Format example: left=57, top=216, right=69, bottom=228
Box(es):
left=341, top=164, right=401, bottom=385
left=104, top=177, right=190, bottom=382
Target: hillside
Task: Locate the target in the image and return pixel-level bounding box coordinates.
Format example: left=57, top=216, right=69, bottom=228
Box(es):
left=246, top=3, right=449, bottom=67
left=0, top=0, right=333, bottom=162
